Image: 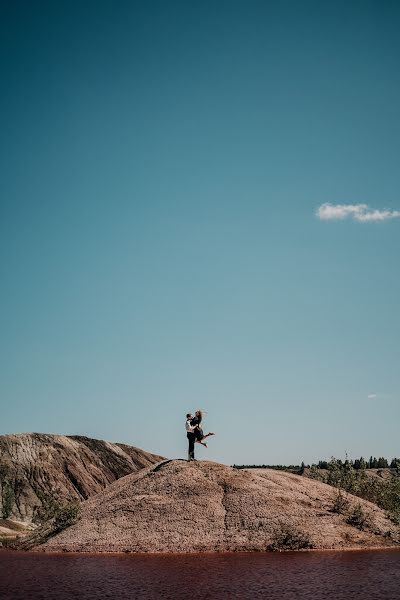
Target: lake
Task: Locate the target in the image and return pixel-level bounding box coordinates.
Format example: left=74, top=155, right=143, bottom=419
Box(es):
left=1, top=549, right=399, bottom=599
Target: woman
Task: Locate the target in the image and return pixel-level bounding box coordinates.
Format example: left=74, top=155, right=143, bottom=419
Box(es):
left=191, top=410, right=215, bottom=448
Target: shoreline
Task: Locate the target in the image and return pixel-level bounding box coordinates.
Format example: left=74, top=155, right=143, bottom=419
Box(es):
left=2, top=545, right=400, bottom=556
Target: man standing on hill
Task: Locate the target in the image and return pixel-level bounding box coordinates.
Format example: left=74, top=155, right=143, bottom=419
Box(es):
left=185, top=413, right=196, bottom=461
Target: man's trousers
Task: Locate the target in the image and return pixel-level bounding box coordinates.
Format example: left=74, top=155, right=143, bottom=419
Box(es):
left=187, top=432, right=195, bottom=460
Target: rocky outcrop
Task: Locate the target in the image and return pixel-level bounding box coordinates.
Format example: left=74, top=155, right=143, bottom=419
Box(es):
left=38, top=460, right=400, bottom=552
left=0, top=433, right=164, bottom=523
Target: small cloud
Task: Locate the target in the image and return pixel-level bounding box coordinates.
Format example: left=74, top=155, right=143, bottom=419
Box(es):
left=367, top=392, right=392, bottom=400
left=316, top=203, right=400, bottom=222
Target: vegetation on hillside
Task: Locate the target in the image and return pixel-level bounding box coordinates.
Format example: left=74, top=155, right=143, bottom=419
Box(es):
left=1, top=479, right=14, bottom=519
left=233, top=456, right=400, bottom=525
left=308, top=457, right=400, bottom=525
left=7, top=501, right=81, bottom=550
left=267, top=523, right=314, bottom=551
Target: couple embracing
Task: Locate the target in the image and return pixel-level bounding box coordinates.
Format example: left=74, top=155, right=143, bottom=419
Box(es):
left=185, top=410, right=215, bottom=461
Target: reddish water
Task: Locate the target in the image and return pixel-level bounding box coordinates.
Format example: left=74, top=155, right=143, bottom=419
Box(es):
left=1, top=550, right=399, bottom=599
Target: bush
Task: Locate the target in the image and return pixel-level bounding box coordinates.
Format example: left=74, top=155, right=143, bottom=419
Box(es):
left=326, top=457, right=359, bottom=492
left=387, top=511, right=400, bottom=526
left=346, top=503, right=371, bottom=531
left=331, top=490, right=350, bottom=515
left=53, top=502, right=80, bottom=533
left=33, top=492, right=63, bottom=525
left=308, top=465, right=325, bottom=482
left=268, top=524, right=314, bottom=551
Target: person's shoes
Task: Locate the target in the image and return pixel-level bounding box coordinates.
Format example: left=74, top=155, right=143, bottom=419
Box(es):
left=209, top=432, right=215, bottom=436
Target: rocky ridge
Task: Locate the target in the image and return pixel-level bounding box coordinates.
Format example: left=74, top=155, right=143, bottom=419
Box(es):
left=0, top=433, right=164, bottom=525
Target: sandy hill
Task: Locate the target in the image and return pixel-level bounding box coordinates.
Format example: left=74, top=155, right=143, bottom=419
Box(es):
left=0, top=433, right=164, bottom=526
left=38, top=459, right=399, bottom=552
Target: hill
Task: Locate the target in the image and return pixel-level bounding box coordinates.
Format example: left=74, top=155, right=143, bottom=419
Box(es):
left=36, top=460, right=400, bottom=552
left=0, top=432, right=164, bottom=529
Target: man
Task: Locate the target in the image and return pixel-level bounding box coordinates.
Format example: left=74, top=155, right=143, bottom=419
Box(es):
left=185, top=413, right=196, bottom=461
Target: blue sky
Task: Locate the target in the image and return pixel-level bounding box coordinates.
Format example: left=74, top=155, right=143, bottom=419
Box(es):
left=1, top=1, right=399, bottom=465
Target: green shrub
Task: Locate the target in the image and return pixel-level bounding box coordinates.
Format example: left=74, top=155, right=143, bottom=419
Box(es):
left=53, top=502, right=80, bottom=533
left=346, top=503, right=371, bottom=531
left=387, top=511, right=400, bottom=526
left=308, top=465, right=325, bottom=481
left=33, top=492, right=63, bottom=525
left=268, top=523, right=314, bottom=551
left=331, top=490, right=350, bottom=515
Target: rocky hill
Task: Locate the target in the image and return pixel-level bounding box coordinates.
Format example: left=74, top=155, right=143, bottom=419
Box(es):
left=37, top=460, right=400, bottom=552
left=0, top=433, right=164, bottom=526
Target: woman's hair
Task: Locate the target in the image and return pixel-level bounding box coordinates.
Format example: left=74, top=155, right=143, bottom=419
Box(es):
left=195, top=410, right=203, bottom=423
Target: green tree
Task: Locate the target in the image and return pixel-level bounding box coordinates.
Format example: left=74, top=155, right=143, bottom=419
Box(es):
left=308, top=464, right=325, bottom=481
left=390, top=458, right=400, bottom=469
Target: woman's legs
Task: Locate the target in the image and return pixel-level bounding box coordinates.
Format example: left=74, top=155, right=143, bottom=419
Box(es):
left=195, top=438, right=208, bottom=447
left=194, top=428, right=208, bottom=447
left=194, top=432, right=215, bottom=447
left=193, top=426, right=215, bottom=448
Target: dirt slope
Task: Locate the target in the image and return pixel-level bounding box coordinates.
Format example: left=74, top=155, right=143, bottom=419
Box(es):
left=38, top=460, right=400, bottom=552
left=0, top=433, right=164, bottom=523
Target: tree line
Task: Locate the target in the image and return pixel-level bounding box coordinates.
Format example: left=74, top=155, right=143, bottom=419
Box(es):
left=316, top=457, right=400, bottom=470
left=233, top=457, right=400, bottom=471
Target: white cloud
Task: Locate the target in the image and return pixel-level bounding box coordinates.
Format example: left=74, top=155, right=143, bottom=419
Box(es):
left=316, top=203, right=400, bottom=222
left=367, top=394, right=377, bottom=399
left=356, top=209, right=400, bottom=222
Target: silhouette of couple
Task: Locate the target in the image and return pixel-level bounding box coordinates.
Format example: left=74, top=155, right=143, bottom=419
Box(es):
left=185, top=410, right=215, bottom=461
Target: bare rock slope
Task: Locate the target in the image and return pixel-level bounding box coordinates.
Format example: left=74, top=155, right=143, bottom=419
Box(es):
left=40, top=460, right=399, bottom=552
left=0, top=433, right=164, bottom=523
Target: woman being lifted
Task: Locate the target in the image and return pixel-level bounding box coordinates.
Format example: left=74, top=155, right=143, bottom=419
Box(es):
left=191, top=410, right=215, bottom=448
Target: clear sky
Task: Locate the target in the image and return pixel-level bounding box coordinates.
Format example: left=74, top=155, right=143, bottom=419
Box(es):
left=1, top=1, right=399, bottom=465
